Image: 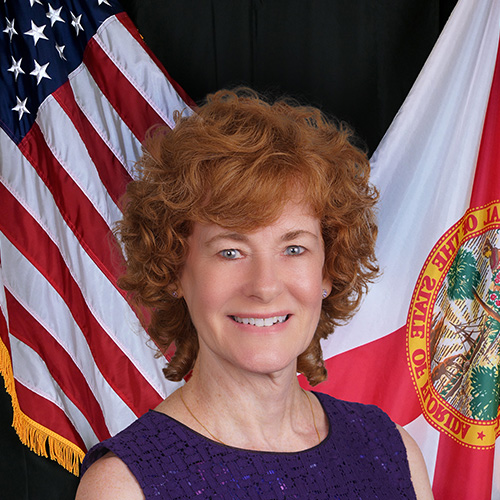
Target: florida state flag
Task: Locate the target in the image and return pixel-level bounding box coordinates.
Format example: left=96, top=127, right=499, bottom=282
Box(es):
left=304, top=0, right=500, bottom=498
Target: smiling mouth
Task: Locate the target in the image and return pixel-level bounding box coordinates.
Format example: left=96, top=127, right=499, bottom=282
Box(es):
left=230, top=315, right=289, bottom=327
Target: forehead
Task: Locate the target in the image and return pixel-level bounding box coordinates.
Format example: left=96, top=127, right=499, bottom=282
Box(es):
left=190, top=201, right=322, bottom=245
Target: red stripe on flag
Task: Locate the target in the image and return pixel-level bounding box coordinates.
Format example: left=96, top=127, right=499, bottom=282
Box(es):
left=15, top=380, right=87, bottom=452
left=84, top=36, right=166, bottom=144
left=53, top=81, right=133, bottom=207
left=116, top=12, right=197, bottom=110
left=469, top=38, right=500, bottom=209
left=301, top=326, right=421, bottom=426
left=6, top=291, right=111, bottom=442
left=0, top=183, right=163, bottom=415
left=432, top=433, right=495, bottom=500
left=18, top=124, right=122, bottom=289
left=0, top=305, right=11, bottom=352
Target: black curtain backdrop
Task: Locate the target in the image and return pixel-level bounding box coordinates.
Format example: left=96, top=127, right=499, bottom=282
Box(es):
left=123, top=0, right=458, bottom=152
left=0, top=1, right=458, bottom=498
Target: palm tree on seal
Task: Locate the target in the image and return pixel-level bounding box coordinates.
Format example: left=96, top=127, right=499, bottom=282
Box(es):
left=445, top=246, right=500, bottom=419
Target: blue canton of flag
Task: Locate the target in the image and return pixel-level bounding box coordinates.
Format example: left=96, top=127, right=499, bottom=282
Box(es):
left=1, top=0, right=123, bottom=142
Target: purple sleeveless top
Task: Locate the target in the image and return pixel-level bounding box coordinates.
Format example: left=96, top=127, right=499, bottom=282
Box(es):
left=81, top=392, right=416, bottom=499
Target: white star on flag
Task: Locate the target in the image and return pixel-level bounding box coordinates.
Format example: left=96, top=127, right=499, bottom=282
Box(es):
left=7, top=57, right=24, bottom=81
left=24, top=21, right=48, bottom=46
left=11, top=96, right=30, bottom=120
left=30, top=60, right=51, bottom=85
left=70, top=12, right=84, bottom=35
left=3, top=18, right=17, bottom=41
left=46, top=5, right=65, bottom=26
left=29, top=0, right=43, bottom=6
left=97, top=0, right=111, bottom=6
left=55, top=43, right=66, bottom=60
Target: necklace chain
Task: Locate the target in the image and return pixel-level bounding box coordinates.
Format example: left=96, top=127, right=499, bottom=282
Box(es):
left=179, top=386, right=321, bottom=447
left=303, top=388, right=322, bottom=444
left=180, top=385, right=225, bottom=444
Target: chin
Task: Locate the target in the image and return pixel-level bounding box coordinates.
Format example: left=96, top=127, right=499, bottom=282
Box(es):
left=231, top=351, right=299, bottom=376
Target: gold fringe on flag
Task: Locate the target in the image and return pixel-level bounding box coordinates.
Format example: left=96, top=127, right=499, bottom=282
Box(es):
left=0, top=338, right=85, bottom=476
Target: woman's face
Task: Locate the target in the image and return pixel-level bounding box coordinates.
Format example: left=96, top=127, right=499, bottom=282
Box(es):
left=178, top=201, right=330, bottom=378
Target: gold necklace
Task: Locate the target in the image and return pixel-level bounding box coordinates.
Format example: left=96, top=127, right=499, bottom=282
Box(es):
left=180, top=385, right=226, bottom=444
left=302, top=389, right=322, bottom=445
left=179, top=385, right=322, bottom=447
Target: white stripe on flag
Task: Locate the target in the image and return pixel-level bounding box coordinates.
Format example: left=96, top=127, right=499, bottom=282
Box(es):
left=36, top=95, right=122, bottom=228
left=95, top=15, right=194, bottom=129
left=69, top=64, right=142, bottom=175
left=0, top=259, right=8, bottom=326
left=1, top=123, right=174, bottom=400
left=0, top=130, right=50, bottom=228
left=0, top=235, right=139, bottom=435
left=10, top=336, right=100, bottom=447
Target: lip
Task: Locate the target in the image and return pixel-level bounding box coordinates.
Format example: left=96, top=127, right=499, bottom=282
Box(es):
left=229, top=312, right=291, bottom=319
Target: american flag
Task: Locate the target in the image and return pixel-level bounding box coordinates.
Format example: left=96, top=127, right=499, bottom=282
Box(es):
left=0, top=0, right=191, bottom=474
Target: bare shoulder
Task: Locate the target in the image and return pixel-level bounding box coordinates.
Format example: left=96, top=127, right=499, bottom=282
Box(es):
left=75, top=452, right=144, bottom=500
left=396, top=425, right=434, bottom=500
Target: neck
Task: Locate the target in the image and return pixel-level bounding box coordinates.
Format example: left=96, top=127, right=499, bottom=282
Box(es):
left=177, top=353, right=323, bottom=451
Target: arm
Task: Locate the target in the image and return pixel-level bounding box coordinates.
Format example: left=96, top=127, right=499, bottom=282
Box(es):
left=75, top=452, right=144, bottom=500
left=396, top=425, right=434, bottom=500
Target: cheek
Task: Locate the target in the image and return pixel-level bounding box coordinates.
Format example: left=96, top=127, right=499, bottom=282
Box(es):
left=291, top=264, right=325, bottom=300
left=181, top=263, right=236, bottom=319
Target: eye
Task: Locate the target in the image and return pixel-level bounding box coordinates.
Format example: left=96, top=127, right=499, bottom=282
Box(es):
left=219, top=249, right=242, bottom=259
left=284, top=245, right=305, bottom=256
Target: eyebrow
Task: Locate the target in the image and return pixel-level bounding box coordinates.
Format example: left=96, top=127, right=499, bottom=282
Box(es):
left=204, top=233, right=248, bottom=247
left=205, top=229, right=318, bottom=247
left=281, top=229, right=319, bottom=242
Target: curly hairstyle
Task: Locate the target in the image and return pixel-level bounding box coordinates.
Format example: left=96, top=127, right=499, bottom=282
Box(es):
left=116, top=87, right=379, bottom=386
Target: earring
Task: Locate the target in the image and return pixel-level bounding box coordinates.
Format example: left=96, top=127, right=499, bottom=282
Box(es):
left=171, top=290, right=178, bottom=298
left=322, top=289, right=328, bottom=299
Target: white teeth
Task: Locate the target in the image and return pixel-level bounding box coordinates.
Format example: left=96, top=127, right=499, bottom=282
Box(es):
left=232, top=315, right=287, bottom=327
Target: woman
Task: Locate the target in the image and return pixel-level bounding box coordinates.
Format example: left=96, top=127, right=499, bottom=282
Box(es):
left=77, top=88, right=433, bottom=499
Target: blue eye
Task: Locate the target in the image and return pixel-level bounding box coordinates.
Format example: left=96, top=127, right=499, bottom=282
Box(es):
left=285, top=245, right=305, bottom=256
left=219, top=249, right=241, bottom=259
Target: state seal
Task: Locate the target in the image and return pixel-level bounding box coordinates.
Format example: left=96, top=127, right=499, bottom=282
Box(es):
left=407, top=201, right=500, bottom=449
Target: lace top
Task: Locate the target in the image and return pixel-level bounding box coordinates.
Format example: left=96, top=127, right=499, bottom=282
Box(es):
left=81, top=392, right=416, bottom=499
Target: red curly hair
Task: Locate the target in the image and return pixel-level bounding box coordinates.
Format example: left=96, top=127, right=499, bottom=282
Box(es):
left=116, top=88, right=379, bottom=386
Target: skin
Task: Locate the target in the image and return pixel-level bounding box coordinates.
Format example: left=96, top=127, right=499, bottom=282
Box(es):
left=177, top=201, right=330, bottom=387
left=76, top=201, right=434, bottom=499
left=398, top=426, right=435, bottom=499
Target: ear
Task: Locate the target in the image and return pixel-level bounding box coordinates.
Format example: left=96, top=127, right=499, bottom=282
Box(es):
left=321, top=278, right=332, bottom=299
left=167, top=283, right=183, bottom=299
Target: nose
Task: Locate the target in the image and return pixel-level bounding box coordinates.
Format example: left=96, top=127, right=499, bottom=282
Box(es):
left=243, top=253, right=284, bottom=303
